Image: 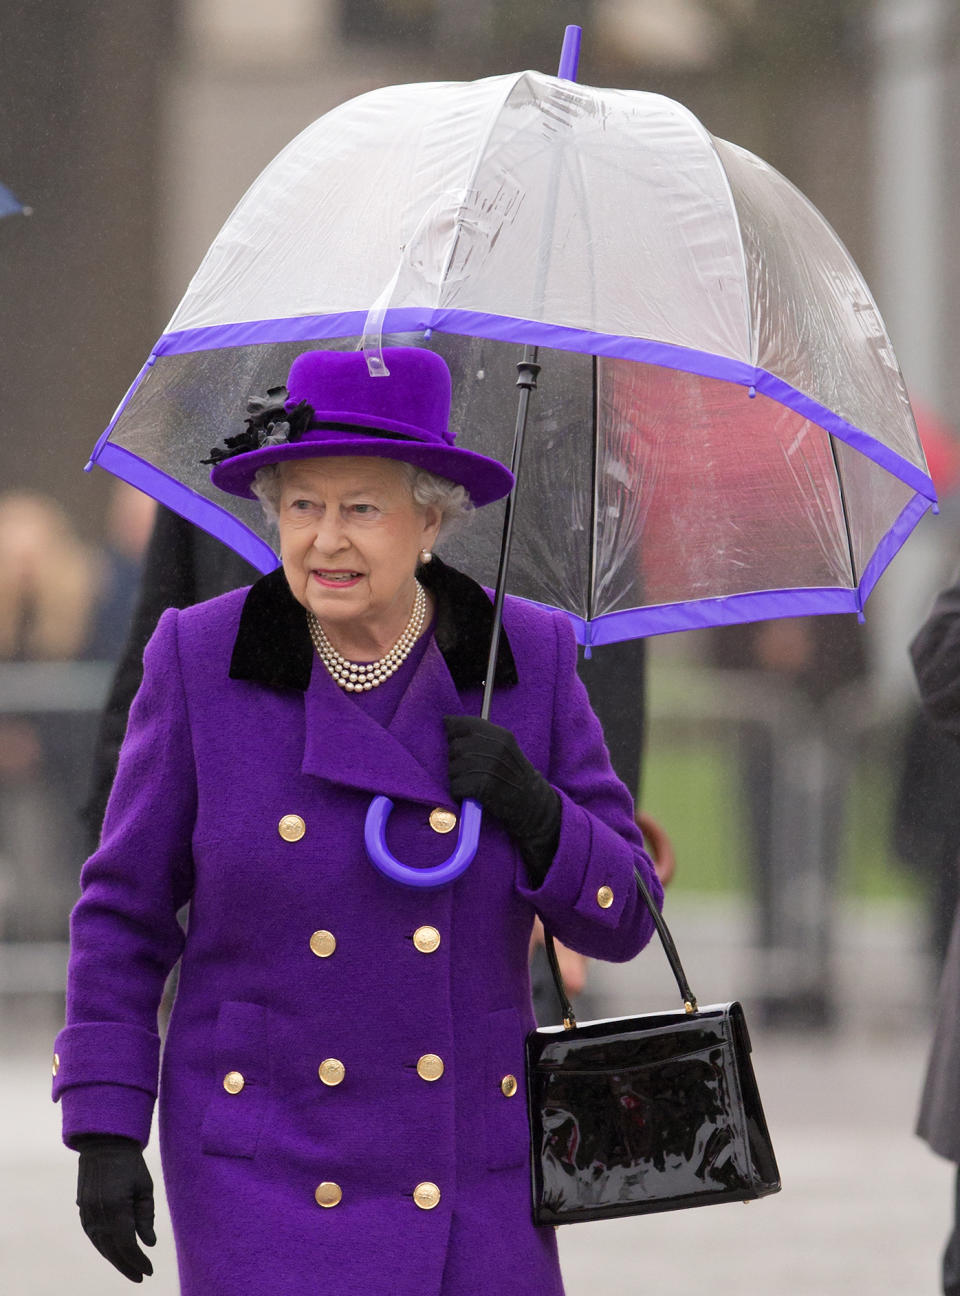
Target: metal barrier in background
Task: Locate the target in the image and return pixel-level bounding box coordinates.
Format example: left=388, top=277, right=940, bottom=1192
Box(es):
left=647, top=663, right=910, bottom=1021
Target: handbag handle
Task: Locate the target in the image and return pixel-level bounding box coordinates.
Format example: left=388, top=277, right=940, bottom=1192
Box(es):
left=542, top=864, right=699, bottom=1029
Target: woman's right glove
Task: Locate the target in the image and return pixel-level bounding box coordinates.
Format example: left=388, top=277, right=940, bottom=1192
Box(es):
left=74, top=1134, right=156, bottom=1283
left=444, top=714, right=561, bottom=886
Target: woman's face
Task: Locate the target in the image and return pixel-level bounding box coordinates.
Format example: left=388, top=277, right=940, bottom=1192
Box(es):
left=276, top=457, right=441, bottom=643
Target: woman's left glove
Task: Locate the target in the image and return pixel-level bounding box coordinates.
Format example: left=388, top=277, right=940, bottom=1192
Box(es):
left=444, top=715, right=561, bottom=886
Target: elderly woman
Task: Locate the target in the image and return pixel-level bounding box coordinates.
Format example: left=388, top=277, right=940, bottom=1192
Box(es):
left=53, top=347, right=662, bottom=1295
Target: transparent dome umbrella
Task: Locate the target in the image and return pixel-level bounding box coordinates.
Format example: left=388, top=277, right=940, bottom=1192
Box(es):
left=87, top=30, right=934, bottom=884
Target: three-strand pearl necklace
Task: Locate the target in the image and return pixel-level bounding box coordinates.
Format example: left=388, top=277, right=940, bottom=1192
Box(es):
left=307, top=581, right=427, bottom=691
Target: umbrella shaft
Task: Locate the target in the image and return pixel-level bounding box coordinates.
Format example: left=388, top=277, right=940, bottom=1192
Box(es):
left=480, top=346, right=541, bottom=722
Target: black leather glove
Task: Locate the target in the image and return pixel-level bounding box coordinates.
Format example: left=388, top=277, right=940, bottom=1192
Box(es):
left=75, top=1134, right=156, bottom=1283
left=444, top=715, right=561, bottom=886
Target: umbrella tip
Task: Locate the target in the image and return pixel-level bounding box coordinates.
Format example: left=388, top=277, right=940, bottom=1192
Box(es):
left=557, top=25, right=582, bottom=81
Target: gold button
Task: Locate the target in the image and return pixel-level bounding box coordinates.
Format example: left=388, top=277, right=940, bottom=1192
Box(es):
left=223, top=1071, right=245, bottom=1094
left=52, top=1053, right=60, bottom=1077
left=315, top=1181, right=342, bottom=1208
left=413, top=1181, right=441, bottom=1210
left=597, top=885, right=614, bottom=909
left=412, top=925, right=441, bottom=953
left=318, top=1058, right=345, bottom=1086
left=310, top=929, right=336, bottom=958
left=279, top=814, right=306, bottom=842
left=416, top=1053, right=444, bottom=1082
left=428, top=808, right=457, bottom=834
left=501, top=1074, right=518, bottom=1098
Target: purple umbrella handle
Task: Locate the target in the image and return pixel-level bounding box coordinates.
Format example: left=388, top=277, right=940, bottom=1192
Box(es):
left=364, top=796, right=483, bottom=887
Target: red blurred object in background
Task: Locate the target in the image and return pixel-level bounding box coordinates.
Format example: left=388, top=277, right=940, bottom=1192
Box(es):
left=915, top=401, right=960, bottom=498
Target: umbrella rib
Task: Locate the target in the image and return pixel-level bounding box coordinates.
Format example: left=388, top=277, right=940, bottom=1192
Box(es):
left=827, top=433, right=860, bottom=604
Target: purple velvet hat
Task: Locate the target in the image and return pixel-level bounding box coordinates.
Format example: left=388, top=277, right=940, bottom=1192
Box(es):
left=207, top=347, right=514, bottom=507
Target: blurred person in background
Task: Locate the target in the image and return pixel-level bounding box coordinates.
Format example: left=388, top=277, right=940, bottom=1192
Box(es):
left=0, top=488, right=150, bottom=940
left=92, top=480, right=158, bottom=660
left=910, top=566, right=960, bottom=1296
left=893, top=406, right=960, bottom=976
left=0, top=492, right=100, bottom=939
left=894, top=711, right=960, bottom=973
left=0, top=492, right=102, bottom=661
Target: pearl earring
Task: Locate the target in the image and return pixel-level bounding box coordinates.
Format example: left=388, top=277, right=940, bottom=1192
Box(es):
left=419, top=549, right=433, bottom=564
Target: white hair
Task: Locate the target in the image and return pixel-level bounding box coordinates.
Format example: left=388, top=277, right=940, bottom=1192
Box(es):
left=251, top=459, right=474, bottom=542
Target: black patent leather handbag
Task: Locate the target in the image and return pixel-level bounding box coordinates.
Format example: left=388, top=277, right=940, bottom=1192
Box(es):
left=526, top=866, right=781, bottom=1224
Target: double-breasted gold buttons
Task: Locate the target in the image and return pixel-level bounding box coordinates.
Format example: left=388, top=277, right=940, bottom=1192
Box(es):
left=315, top=1182, right=342, bottom=1208
left=412, top=925, right=440, bottom=953
left=429, top=808, right=457, bottom=834
left=319, top=1058, right=345, bottom=1087
left=500, top=1074, right=518, bottom=1098
left=223, top=1071, right=245, bottom=1094
left=310, top=930, right=337, bottom=958
left=597, top=885, right=614, bottom=909
left=413, top=1181, right=441, bottom=1210
left=416, top=1054, right=444, bottom=1082
left=52, top=1053, right=60, bottom=1077
left=278, top=814, right=306, bottom=842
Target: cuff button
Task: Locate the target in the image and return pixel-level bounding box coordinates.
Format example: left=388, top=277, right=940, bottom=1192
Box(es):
left=413, top=1181, right=441, bottom=1210
left=597, top=885, right=614, bottom=909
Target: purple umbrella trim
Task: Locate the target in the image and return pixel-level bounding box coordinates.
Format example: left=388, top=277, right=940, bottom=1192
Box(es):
left=857, top=490, right=932, bottom=607
left=89, top=444, right=932, bottom=642
left=93, top=442, right=279, bottom=573
left=145, top=307, right=934, bottom=502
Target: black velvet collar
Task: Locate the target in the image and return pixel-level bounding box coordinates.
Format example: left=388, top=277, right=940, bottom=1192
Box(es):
left=229, top=557, right=518, bottom=694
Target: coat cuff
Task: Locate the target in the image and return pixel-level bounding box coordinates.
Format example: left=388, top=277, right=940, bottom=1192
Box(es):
left=516, top=789, right=661, bottom=966
left=52, top=1022, right=160, bottom=1102
left=59, top=1083, right=156, bottom=1150
left=516, top=790, right=626, bottom=920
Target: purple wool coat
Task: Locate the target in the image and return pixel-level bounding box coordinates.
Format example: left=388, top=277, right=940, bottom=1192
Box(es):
left=53, top=561, right=661, bottom=1295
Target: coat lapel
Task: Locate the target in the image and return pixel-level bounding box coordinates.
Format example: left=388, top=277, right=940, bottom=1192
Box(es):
left=229, top=558, right=517, bottom=807
left=300, top=658, right=454, bottom=806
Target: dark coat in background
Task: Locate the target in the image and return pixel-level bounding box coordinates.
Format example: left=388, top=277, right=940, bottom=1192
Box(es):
left=82, top=509, right=261, bottom=848
left=911, top=566, right=960, bottom=1163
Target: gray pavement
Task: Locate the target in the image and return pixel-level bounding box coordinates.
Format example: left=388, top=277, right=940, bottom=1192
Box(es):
left=2, top=897, right=953, bottom=1294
